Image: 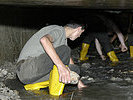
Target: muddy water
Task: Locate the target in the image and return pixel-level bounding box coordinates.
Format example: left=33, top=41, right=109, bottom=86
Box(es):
left=5, top=49, right=133, bottom=100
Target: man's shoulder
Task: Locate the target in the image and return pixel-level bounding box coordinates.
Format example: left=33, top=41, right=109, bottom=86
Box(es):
left=32, top=25, right=64, bottom=38
left=43, top=25, right=64, bottom=33
left=41, top=25, right=62, bottom=30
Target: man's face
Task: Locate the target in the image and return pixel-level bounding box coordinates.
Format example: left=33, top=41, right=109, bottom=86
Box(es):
left=69, top=27, right=85, bottom=41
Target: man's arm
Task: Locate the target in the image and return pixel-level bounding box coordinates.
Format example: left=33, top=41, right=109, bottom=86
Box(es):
left=111, top=21, right=128, bottom=52
left=69, top=58, right=74, bottom=64
left=40, top=34, right=70, bottom=84
left=95, top=38, right=106, bottom=60
left=110, top=33, right=117, bottom=43
left=115, top=32, right=128, bottom=52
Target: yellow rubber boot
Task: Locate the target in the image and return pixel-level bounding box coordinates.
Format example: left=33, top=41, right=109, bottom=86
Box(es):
left=24, top=80, right=49, bottom=90
left=49, top=65, right=65, bottom=96
left=79, top=43, right=90, bottom=61
left=107, top=51, right=119, bottom=62
left=130, top=46, right=133, bottom=58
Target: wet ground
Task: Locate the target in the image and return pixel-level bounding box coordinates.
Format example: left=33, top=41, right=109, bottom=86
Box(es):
left=3, top=46, right=133, bottom=100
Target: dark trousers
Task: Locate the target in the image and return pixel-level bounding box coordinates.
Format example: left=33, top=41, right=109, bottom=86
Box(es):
left=128, top=33, right=133, bottom=46
left=16, top=45, right=72, bottom=84
left=83, top=32, right=113, bottom=53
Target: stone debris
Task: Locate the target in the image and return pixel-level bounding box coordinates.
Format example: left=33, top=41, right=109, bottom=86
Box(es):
left=81, top=63, right=91, bottom=70
left=0, top=85, right=20, bottom=100
left=0, top=62, right=21, bottom=100
left=0, top=81, right=21, bottom=100
left=0, top=68, right=16, bottom=81
left=110, top=77, right=123, bottom=81
left=124, top=77, right=132, bottom=82
left=81, top=76, right=95, bottom=84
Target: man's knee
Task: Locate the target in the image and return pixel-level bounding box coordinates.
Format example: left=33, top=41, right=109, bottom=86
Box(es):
left=61, top=45, right=71, bottom=53
left=68, top=64, right=80, bottom=75
left=56, top=45, right=71, bottom=56
left=55, top=45, right=71, bottom=65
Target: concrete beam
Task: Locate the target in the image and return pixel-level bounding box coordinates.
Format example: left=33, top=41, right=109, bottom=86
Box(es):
left=0, top=0, right=133, bottom=9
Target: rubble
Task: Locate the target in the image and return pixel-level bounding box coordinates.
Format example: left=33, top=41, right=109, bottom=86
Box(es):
left=0, top=62, right=21, bottom=100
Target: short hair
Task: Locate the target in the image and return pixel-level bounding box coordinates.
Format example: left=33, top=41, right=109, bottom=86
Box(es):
left=64, top=21, right=86, bottom=30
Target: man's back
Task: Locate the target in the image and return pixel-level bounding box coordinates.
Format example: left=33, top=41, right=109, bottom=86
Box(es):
left=17, top=25, right=67, bottom=62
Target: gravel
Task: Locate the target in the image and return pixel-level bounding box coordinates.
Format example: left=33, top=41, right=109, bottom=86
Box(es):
left=0, top=62, right=21, bottom=100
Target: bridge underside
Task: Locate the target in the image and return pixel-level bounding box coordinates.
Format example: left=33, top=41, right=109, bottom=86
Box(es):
left=0, top=0, right=133, bottom=10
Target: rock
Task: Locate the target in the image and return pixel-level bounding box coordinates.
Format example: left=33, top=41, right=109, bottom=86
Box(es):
left=125, top=77, right=132, bottom=82
left=81, top=76, right=95, bottom=84
left=0, top=73, right=4, bottom=78
left=81, top=63, right=91, bottom=70
left=2, top=69, right=8, bottom=76
left=70, top=71, right=80, bottom=84
left=6, top=72, right=16, bottom=80
left=0, top=86, right=20, bottom=100
left=110, top=77, right=123, bottom=81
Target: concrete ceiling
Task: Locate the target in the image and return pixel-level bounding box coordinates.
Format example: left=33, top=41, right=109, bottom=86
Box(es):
left=0, top=0, right=133, bottom=9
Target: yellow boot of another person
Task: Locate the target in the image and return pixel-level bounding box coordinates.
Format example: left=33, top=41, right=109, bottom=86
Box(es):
left=80, top=43, right=90, bottom=61
left=107, top=51, right=119, bottom=62
left=130, top=46, right=133, bottom=58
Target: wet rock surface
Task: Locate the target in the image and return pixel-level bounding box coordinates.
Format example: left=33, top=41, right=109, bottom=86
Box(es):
left=1, top=47, right=133, bottom=100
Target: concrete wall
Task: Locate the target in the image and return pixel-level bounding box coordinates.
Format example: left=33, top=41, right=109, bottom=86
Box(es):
left=0, top=6, right=40, bottom=64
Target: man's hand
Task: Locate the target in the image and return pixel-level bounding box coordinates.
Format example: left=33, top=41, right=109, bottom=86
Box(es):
left=119, top=44, right=128, bottom=52
left=100, top=55, right=106, bottom=60
left=57, top=65, right=71, bottom=84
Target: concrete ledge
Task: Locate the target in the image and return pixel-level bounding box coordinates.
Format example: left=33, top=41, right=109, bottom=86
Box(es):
left=0, top=0, right=133, bottom=9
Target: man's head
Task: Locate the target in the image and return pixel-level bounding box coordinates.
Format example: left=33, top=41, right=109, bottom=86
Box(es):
left=64, top=23, right=85, bottom=41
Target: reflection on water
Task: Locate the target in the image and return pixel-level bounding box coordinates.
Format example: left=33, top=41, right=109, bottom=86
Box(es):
left=74, top=81, right=133, bottom=100
left=18, top=81, right=133, bottom=100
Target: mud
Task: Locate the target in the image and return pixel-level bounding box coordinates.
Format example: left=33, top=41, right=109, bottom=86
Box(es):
left=1, top=46, right=133, bottom=100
